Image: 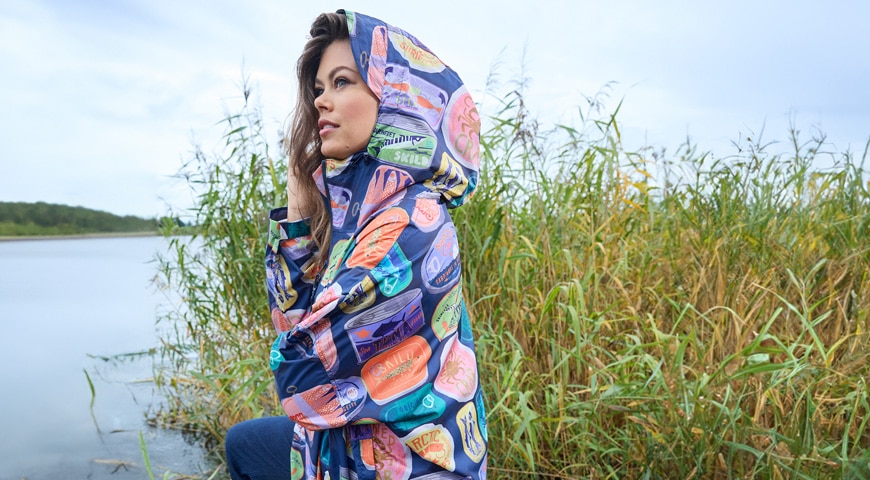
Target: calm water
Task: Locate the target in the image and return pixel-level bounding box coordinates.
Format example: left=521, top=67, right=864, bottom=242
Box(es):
left=0, top=236, right=211, bottom=479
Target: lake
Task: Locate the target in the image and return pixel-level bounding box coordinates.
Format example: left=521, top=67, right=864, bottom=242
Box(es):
left=0, top=236, right=213, bottom=480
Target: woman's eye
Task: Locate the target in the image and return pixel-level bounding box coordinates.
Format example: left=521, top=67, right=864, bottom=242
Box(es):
left=313, top=87, right=324, bottom=97
left=335, top=78, right=348, bottom=88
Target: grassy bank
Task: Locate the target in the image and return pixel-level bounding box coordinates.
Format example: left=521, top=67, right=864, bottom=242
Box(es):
left=0, top=231, right=160, bottom=241
left=154, top=85, right=870, bottom=478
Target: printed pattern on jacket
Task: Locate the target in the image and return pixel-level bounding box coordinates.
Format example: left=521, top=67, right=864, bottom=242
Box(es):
left=264, top=10, right=487, bottom=480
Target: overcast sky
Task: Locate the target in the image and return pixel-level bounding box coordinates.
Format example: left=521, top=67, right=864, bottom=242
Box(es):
left=2, top=1, right=868, bottom=218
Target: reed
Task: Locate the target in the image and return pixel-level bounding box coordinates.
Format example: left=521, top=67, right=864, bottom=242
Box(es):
left=155, top=80, right=870, bottom=478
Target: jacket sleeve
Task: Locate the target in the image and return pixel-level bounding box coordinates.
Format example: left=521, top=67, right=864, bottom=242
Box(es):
left=269, top=198, right=466, bottom=431
left=265, top=208, right=321, bottom=333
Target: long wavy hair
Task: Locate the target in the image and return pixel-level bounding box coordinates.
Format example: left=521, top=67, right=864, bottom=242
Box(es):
left=285, top=11, right=349, bottom=266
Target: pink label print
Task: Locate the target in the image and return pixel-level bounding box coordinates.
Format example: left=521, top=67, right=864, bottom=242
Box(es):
left=411, top=196, right=443, bottom=232
left=434, top=335, right=479, bottom=402
left=366, top=26, right=388, bottom=100
left=370, top=424, right=412, bottom=480
left=443, top=87, right=480, bottom=169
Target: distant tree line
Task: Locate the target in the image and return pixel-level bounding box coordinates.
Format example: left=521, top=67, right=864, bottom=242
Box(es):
left=0, top=201, right=183, bottom=236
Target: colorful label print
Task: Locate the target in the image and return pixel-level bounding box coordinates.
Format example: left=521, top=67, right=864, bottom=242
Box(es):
left=434, top=335, right=478, bottom=402
left=383, top=383, right=446, bottom=431
left=344, top=288, right=424, bottom=364
left=288, top=318, right=339, bottom=377
left=475, top=391, right=488, bottom=441
left=307, top=283, right=342, bottom=325
left=266, top=253, right=297, bottom=311
left=321, top=238, right=352, bottom=286
left=366, top=25, right=388, bottom=99
left=372, top=244, right=413, bottom=297
left=459, top=307, right=474, bottom=344
left=336, top=376, right=367, bottom=420
left=271, top=307, right=304, bottom=333
left=339, top=276, right=377, bottom=314
left=443, top=87, right=480, bottom=169
left=369, top=115, right=436, bottom=169
left=362, top=335, right=431, bottom=405
left=347, top=208, right=410, bottom=270
left=388, top=31, right=445, bottom=73
left=457, top=402, right=486, bottom=463
left=422, top=223, right=461, bottom=294
left=268, top=219, right=282, bottom=253
left=402, top=423, right=456, bottom=471
left=290, top=446, right=303, bottom=480
left=432, top=282, right=463, bottom=340
left=411, top=474, right=466, bottom=480
left=329, top=184, right=352, bottom=228
left=424, top=152, right=469, bottom=202
left=325, top=157, right=353, bottom=177
left=338, top=275, right=375, bottom=314
left=270, top=335, right=283, bottom=371
left=383, top=63, right=447, bottom=128
left=283, top=384, right=348, bottom=429
left=371, top=424, right=412, bottom=480
left=359, top=165, right=412, bottom=227
left=411, top=196, right=443, bottom=232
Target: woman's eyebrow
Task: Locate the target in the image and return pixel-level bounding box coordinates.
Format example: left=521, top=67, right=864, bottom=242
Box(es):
left=315, top=65, right=357, bottom=85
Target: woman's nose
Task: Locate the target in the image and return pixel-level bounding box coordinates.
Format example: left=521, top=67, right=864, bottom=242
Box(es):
left=314, top=90, right=331, bottom=111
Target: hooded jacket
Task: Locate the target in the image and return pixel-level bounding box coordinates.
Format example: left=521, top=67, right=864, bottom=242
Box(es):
left=264, top=10, right=487, bottom=480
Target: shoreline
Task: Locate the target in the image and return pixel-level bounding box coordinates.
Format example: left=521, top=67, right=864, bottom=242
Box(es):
left=0, top=231, right=161, bottom=242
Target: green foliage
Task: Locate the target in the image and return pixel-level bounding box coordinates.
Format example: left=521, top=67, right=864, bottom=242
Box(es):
left=155, top=80, right=870, bottom=479
left=153, top=84, right=285, bottom=455
left=0, top=201, right=158, bottom=236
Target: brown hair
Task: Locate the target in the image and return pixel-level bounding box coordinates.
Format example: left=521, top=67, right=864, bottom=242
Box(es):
left=285, top=12, right=349, bottom=266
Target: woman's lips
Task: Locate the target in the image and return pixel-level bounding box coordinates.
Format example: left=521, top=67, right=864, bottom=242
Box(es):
left=318, top=119, right=338, bottom=137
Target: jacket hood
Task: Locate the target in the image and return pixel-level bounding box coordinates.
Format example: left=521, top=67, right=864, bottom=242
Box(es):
left=319, top=10, right=480, bottom=210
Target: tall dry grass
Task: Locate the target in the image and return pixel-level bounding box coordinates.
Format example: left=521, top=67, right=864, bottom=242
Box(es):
left=155, top=82, right=870, bottom=479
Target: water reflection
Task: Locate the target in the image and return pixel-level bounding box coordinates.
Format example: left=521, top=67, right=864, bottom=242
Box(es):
left=0, top=237, right=213, bottom=480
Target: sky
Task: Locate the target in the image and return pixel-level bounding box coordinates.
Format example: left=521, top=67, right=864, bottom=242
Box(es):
left=1, top=0, right=869, bottom=218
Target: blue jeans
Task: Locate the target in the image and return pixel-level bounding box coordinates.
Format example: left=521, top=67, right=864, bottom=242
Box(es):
left=225, top=416, right=297, bottom=480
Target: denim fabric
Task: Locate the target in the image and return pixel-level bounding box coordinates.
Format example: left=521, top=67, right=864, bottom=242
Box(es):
left=225, top=416, right=296, bottom=480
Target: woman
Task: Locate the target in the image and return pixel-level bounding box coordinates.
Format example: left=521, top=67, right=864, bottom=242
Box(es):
left=226, top=10, right=487, bottom=480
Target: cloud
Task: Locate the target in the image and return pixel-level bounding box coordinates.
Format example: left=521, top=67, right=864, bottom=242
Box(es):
left=1, top=0, right=868, bottom=216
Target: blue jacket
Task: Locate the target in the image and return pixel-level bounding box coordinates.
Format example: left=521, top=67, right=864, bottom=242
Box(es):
left=265, top=10, right=487, bottom=480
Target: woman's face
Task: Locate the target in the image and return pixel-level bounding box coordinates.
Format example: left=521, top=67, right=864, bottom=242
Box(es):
left=314, top=40, right=380, bottom=159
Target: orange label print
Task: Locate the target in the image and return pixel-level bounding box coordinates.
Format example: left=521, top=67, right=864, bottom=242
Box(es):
left=359, top=166, right=413, bottom=226
left=411, top=197, right=442, bottom=232
left=361, top=336, right=431, bottom=405
left=347, top=208, right=410, bottom=270
left=403, top=423, right=456, bottom=471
